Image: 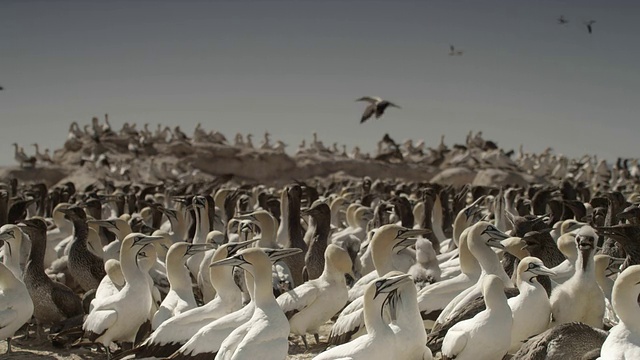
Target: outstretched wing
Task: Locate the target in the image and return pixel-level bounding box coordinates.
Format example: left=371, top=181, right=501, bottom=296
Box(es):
left=356, top=96, right=382, bottom=104
left=360, top=104, right=376, bottom=123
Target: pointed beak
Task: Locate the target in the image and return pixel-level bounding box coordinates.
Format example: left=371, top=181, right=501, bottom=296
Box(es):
left=264, top=248, right=303, bottom=263
left=227, top=238, right=260, bottom=256
left=374, top=273, right=412, bottom=298
left=394, top=237, right=417, bottom=251
left=186, top=243, right=216, bottom=256
left=135, top=235, right=165, bottom=246
left=210, top=255, right=246, bottom=268
left=482, top=227, right=511, bottom=242
left=531, top=265, right=556, bottom=277
left=86, top=219, right=117, bottom=229
left=397, top=228, right=431, bottom=239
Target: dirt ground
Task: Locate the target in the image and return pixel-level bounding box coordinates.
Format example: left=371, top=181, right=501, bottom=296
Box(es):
left=0, top=323, right=334, bottom=359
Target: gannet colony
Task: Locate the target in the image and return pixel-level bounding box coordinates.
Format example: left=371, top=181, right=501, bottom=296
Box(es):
left=1, top=114, right=640, bottom=360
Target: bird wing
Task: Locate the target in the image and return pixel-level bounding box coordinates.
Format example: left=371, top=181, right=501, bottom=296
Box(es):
left=360, top=104, right=376, bottom=123
left=83, top=309, right=117, bottom=338
left=277, top=283, right=319, bottom=320
left=387, top=101, right=401, bottom=109
left=450, top=45, right=455, bottom=52
left=328, top=307, right=364, bottom=345
left=51, top=282, right=83, bottom=318
left=0, top=308, right=18, bottom=329
left=441, top=329, right=468, bottom=359
left=356, top=96, right=382, bottom=104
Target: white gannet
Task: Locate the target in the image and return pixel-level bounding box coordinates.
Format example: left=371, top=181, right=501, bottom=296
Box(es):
left=211, top=247, right=302, bottom=360
left=417, top=227, right=481, bottom=325
left=197, top=230, right=225, bottom=304
left=313, top=273, right=413, bottom=360
left=441, top=275, right=513, bottom=360
left=46, top=203, right=74, bottom=267
left=550, top=226, right=605, bottom=328
left=507, top=256, right=556, bottom=353
left=0, top=224, right=28, bottom=279
left=122, top=239, right=256, bottom=359
left=356, top=96, right=401, bottom=124
left=599, top=265, right=640, bottom=359
left=82, top=233, right=164, bottom=356
left=549, top=232, right=578, bottom=284
left=386, top=270, right=433, bottom=360
left=185, top=196, right=210, bottom=280
left=329, top=225, right=429, bottom=344
left=90, top=259, right=125, bottom=312
left=0, top=261, right=34, bottom=354
left=435, top=222, right=511, bottom=325
left=152, top=242, right=215, bottom=330
left=277, top=244, right=353, bottom=348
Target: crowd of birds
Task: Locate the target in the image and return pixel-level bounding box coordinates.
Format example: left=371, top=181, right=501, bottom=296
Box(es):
left=1, top=146, right=640, bottom=359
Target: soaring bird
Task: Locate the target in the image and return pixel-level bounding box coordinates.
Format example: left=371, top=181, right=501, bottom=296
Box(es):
left=585, top=20, right=596, bottom=34
left=557, top=15, right=569, bottom=25
left=356, top=97, right=401, bottom=124
left=449, top=45, right=463, bottom=56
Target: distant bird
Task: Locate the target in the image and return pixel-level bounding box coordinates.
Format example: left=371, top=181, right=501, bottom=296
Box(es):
left=0, top=86, right=3, bottom=91
left=449, top=45, right=463, bottom=56
left=585, top=20, right=596, bottom=34
left=356, top=97, right=401, bottom=124
left=557, top=15, right=569, bottom=25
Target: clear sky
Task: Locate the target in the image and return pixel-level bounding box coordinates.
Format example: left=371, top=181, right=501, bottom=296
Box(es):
left=1, top=0, right=639, bottom=166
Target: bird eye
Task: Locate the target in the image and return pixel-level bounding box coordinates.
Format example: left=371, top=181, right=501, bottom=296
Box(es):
left=237, top=255, right=245, bottom=262
left=528, top=263, right=536, bottom=269
left=375, top=280, right=383, bottom=288
left=7, top=230, right=13, bottom=237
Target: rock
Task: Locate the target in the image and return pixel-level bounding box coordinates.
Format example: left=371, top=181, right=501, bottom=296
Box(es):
left=431, top=167, right=477, bottom=187
left=472, top=168, right=531, bottom=187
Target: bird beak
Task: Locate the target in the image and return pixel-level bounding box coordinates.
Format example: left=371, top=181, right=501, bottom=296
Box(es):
left=394, top=237, right=417, bottom=251
left=186, top=243, right=216, bottom=256
left=0, top=232, right=12, bottom=241
left=86, top=219, right=117, bottom=230
left=264, top=248, right=303, bottom=263
left=396, top=228, right=431, bottom=239
left=209, top=254, right=247, bottom=268
left=227, top=238, right=260, bottom=256
left=531, top=265, right=556, bottom=277
left=135, top=235, right=165, bottom=246
left=374, top=273, right=412, bottom=298
left=482, top=226, right=511, bottom=242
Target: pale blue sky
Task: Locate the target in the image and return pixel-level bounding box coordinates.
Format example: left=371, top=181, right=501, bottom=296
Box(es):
left=1, top=0, right=639, bottom=166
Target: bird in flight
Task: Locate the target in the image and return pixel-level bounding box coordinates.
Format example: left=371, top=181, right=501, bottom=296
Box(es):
left=584, top=20, right=596, bottom=34
left=356, top=97, right=401, bottom=124
left=0, top=86, right=3, bottom=91
left=557, top=15, right=569, bottom=25
left=449, top=45, right=463, bottom=56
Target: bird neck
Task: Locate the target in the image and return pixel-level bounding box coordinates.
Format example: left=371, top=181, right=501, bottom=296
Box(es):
left=210, top=260, right=241, bottom=301
left=193, top=205, right=209, bottom=244
left=575, top=248, right=596, bottom=278
left=166, top=253, right=192, bottom=293
left=613, top=275, right=640, bottom=333
left=372, top=242, right=394, bottom=275
left=120, top=243, right=146, bottom=284
left=71, top=219, right=89, bottom=246
left=363, top=294, right=393, bottom=337
left=251, top=265, right=277, bottom=308
left=485, top=286, right=510, bottom=312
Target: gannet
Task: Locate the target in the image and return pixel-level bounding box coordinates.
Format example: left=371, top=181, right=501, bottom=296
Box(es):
left=558, top=15, right=569, bottom=24
left=448, top=45, right=463, bottom=56
left=585, top=20, right=596, bottom=34
left=197, top=230, right=225, bottom=303
left=165, top=247, right=292, bottom=360
left=550, top=232, right=578, bottom=283
left=329, top=225, right=429, bottom=345
left=120, top=239, right=256, bottom=359
left=152, top=242, right=215, bottom=330
left=313, top=273, right=414, bottom=360
left=278, top=244, right=353, bottom=348
left=435, top=222, right=511, bottom=325
left=507, top=257, right=556, bottom=353
left=210, top=247, right=301, bottom=360
left=0, top=261, right=34, bottom=354
left=514, top=322, right=607, bottom=359
left=46, top=203, right=74, bottom=266
left=186, top=196, right=210, bottom=280
left=599, top=265, right=640, bottom=359
left=19, top=218, right=83, bottom=338
left=356, top=96, right=401, bottom=124
left=0, top=224, right=27, bottom=279
left=61, top=206, right=106, bottom=291
left=550, top=226, right=604, bottom=328
left=90, top=259, right=125, bottom=312
left=302, top=202, right=332, bottom=281
left=385, top=270, right=433, bottom=360
left=417, top=227, right=481, bottom=324
left=408, top=236, right=441, bottom=290
left=82, top=233, right=164, bottom=356
left=441, top=274, right=512, bottom=360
